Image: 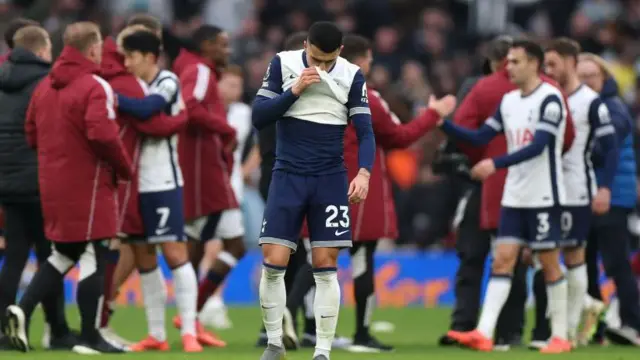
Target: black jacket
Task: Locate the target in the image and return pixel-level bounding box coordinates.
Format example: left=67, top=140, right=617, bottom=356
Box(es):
left=0, top=47, right=50, bottom=202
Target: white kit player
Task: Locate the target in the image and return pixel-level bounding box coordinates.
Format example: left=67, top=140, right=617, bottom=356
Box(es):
left=115, top=30, right=202, bottom=352
left=540, top=38, right=617, bottom=345
left=441, top=40, right=573, bottom=353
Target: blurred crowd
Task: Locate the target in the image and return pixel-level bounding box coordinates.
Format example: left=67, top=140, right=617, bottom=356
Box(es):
left=2, top=0, right=640, bottom=248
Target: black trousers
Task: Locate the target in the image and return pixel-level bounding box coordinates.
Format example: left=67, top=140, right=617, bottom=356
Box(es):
left=586, top=207, right=640, bottom=332
left=450, top=184, right=527, bottom=340
left=0, top=201, right=67, bottom=335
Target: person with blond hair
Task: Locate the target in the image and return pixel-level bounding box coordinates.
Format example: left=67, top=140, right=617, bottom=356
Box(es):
left=5, top=21, right=132, bottom=354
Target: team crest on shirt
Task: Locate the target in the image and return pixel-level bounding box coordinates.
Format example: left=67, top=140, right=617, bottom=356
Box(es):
left=361, top=84, right=368, bottom=103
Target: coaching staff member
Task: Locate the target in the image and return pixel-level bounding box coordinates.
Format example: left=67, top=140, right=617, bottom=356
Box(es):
left=0, top=25, right=74, bottom=351
left=440, top=36, right=576, bottom=348
left=5, top=22, right=132, bottom=354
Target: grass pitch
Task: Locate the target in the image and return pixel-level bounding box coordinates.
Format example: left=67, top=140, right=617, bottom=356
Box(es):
left=9, top=306, right=640, bottom=359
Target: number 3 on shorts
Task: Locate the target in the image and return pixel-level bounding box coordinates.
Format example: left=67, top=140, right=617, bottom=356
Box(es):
left=536, top=212, right=550, bottom=239
left=325, top=205, right=349, bottom=228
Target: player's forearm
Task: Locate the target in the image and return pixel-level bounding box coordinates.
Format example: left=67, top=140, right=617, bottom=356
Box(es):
left=379, top=109, right=440, bottom=150
left=117, top=94, right=167, bottom=120
left=597, top=133, right=619, bottom=189
left=493, top=131, right=551, bottom=168
left=441, top=120, right=497, bottom=146
left=186, top=99, right=235, bottom=135
left=134, top=111, right=188, bottom=137
left=352, top=114, right=376, bottom=172
left=251, top=90, right=298, bottom=130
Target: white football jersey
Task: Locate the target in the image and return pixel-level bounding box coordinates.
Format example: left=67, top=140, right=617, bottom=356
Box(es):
left=488, top=82, right=567, bottom=208
left=137, top=70, right=185, bottom=193
left=227, top=102, right=253, bottom=202
left=563, top=84, right=614, bottom=206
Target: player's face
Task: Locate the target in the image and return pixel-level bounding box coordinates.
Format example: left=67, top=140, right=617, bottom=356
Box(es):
left=219, top=73, right=243, bottom=103
left=123, top=50, right=154, bottom=78
left=544, top=51, right=567, bottom=85
left=354, top=50, right=373, bottom=77
left=304, top=41, right=342, bottom=72
left=506, top=47, right=537, bottom=86
left=210, top=32, right=231, bottom=67
left=88, top=40, right=103, bottom=65
left=577, top=59, right=605, bottom=93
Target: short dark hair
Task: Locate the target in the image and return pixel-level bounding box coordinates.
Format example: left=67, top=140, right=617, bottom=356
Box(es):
left=4, top=18, right=39, bottom=49
left=340, top=34, right=371, bottom=62
left=122, top=30, right=161, bottom=58
left=511, top=39, right=544, bottom=68
left=486, top=35, right=513, bottom=62
left=307, top=21, right=342, bottom=53
left=545, top=37, right=581, bottom=62
left=192, top=25, right=223, bottom=49
left=284, top=31, right=307, bottom=51
left=126, top=14, right=162, bottom=34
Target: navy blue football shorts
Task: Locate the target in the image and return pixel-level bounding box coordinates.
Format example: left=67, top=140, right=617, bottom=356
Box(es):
left=137, top=188, right=186, bottom=244
left=559, top=205, right=591, bottom=248
left=259, top=170, right=352, bottom=252
left=496, top=206, right=562, bottom=251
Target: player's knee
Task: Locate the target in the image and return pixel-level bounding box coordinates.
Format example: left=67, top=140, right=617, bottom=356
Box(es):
left=537, top=249, right=563, bottom=282
left=311, top=247, right=339, bottom=269
left=563, top=246, right=585, bottom=267
left=161, top=243, right=189, bottom=268
left=223, top=237, right=246, bottom=260
left=132, top=243, right=158, bottom=270
left=262, top=243, right=291, bottom=268
left=491, top=245, right=518, bottom=274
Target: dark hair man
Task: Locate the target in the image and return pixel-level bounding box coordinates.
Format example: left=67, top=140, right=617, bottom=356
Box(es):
left=5, top=22, right=132, bottom=354
left=172, top=24, right=242, bottom=348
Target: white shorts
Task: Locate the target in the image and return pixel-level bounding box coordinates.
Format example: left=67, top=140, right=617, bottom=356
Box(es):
left=184, top=209, right=245, bottom=241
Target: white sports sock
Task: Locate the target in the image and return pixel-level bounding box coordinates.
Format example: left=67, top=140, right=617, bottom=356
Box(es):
left=566, top=264, right=588, bottom=339
left=547, top=277, right=568, bottom=340
left=172, top=263, right=198, bottom=336
left=477, top=275, right=512, bottom=339
left=140, top=267, right=168, bottom=341
left=260, top=264, right=286, bottom=347
left=313, top=269, right=340, bottom=359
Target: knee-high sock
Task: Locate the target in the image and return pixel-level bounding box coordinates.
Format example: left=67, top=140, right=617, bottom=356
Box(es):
left=477, top=274, right=512, bottom=339
left=547, top=276, right=568, bottom=340
left=313, top=268, right=340, bottom=359
left=76, top=243, right=106, bottom=342
left=566, top=263, right=588, bottom=339
left=140, top=267, right=168, bottom=341
left=99, top=249, right=119, bottom=328
left=172, top=263, right=198, bottom=336
left=260, top=263, right=286, bottom=347
left=197, top=251, right=238, bottom=311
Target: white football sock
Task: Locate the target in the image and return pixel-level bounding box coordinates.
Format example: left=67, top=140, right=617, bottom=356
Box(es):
left=140, top=267, right=168, bottom=341
left=477, top=275, right=512, bottom=339
left=313, top=269, right=340, bottom=359
left=547, top=277, right=568, bottom=340
left=566, top=264, right=588, bottom=339
left=172, top=263, right=198, bottom=336
left=260, top=264, right=286, bottom=348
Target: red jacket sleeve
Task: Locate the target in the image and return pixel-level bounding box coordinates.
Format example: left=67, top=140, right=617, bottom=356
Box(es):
left=369, top=91, right=440, bottom=150
left=85, top=78, right=133, bottom=180
left=452, top=85, right=485, bottom=164
left=131, top=109, right=188, bottom=137
left=180, top=64, right=235, bottom=136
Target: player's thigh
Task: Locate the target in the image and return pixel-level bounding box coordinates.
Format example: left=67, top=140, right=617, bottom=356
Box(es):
left=307, top=172, right=352, bottom=250
left=526, top=206, right=562, bottom=252
left=215, top=208, right=245, bottom=240
left=260, top=171, right=307, bottom=251
left=139, top=188, right=186, bottom=244
left=560, top=206, right=591, bottom=248
left=494, top=207, right=527, bottom=271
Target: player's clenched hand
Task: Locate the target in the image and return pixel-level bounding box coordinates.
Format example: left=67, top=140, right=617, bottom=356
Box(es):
left=428, top=95, right=457, bottom=121
left=348, top=169, right=370, bottom=204
left=292, top=67, right=321, bottom=96
left=592, top=187, right=611, bottom=215
left=470, top=159, right=496, bottom=181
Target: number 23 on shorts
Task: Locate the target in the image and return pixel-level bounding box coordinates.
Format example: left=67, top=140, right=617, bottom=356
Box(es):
left=326, top=205, right=350, bottom=236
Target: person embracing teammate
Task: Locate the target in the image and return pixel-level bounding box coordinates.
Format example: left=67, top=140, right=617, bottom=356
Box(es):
left=253, top=22, right=375, bottom=360
left=5, top=22, right=132, bottom=354
left=443, top=39, right=572, bottom=353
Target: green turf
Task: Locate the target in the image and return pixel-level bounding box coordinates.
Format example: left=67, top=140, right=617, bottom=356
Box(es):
left=9, top=306, right=640, bottom=359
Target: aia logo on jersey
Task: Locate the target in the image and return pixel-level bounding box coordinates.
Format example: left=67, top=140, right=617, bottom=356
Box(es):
left=507, top=128, right=534, bottom=147
left=361, top=84, right=368, bottom=104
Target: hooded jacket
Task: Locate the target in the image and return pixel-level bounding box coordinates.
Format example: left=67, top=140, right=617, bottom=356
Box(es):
left=593, top=78, right=636, bottom=208
left=100, top=37, right=187, bottom=235
left=0, top=47, right=50, bottom=202
left=26, top=46, right=132, bottom=242
left=173, top=49, right=238, bottom=219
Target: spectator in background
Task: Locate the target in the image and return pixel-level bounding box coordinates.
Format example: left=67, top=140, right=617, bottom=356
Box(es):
left=0, top=18, right=38, bottom=64
left=578, top=53, right=640, bottom=345
left=0, top=24, right=73, bottom=352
